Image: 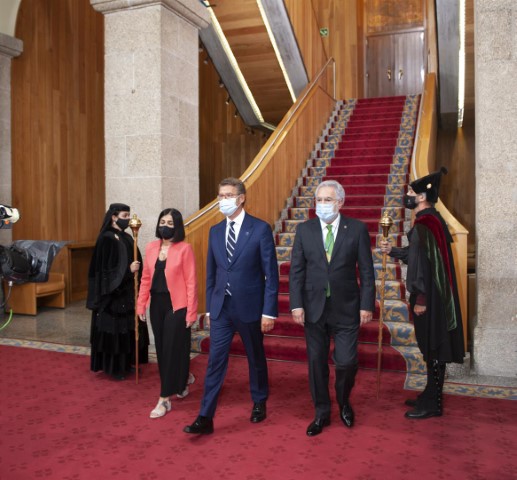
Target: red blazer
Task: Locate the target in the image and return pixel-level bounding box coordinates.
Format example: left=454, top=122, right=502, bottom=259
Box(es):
left=136, top=240, right=198, bottom=323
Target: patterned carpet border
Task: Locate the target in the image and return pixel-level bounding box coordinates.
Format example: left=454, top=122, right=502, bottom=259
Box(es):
left=404, top=372, right=517, bottom=401
left=2, top=337, right=515, bottom=401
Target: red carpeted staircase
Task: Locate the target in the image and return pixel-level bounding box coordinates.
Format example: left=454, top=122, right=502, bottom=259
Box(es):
left=194, top=95, right=426, bottom=375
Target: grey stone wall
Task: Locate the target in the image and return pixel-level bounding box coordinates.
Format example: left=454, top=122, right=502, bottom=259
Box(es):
left=474, top=0, right=517, bottom=376
left=92, top=0, right=209, bottom=246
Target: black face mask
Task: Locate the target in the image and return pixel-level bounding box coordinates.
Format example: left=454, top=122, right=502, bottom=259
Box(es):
left=158, top=226, right=175, bottom=240
left=116, top=218, right=130, bottom=231
left=403, top=194, right=419, bottom=210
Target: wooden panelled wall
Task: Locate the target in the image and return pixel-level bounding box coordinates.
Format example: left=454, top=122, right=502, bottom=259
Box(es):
left=285, top=0, right=364, bottom=100
left=11, top=0, right=105, bottom=243
left=198, top=51, right=269, bottom=206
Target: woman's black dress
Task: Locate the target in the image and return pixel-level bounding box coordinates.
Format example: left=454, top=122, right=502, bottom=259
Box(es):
left=87, top=227, right=149, bottom=378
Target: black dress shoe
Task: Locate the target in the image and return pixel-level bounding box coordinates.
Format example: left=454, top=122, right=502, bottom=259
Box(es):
left=340, top=404, right=355, bottom=428
left=404, top=408, right=442, bottom=419
left=306, top=418, right=330, bottom=437
left=183, top=416, right=214, bottom=434
left=404, top=398, right=417, bottom=407
left=250, top=402, right=267, bottom=423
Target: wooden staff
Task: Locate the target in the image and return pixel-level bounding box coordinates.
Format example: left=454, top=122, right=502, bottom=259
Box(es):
left=129, top=214, right=142, bottom=384
left=376, top=211, right=393, bottom=399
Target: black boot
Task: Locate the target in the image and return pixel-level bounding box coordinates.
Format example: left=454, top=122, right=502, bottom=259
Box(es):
left=405, top=360, right=445, bottom=419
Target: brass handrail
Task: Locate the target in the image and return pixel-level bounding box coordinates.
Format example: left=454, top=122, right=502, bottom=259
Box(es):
left=185, top=57, right=336, bottom=226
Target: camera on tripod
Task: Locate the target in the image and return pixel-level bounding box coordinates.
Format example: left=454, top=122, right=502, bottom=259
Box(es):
left=0, top=204, right=66, bottom=285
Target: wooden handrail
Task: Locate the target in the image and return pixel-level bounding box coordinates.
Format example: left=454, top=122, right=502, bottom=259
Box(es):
left=184, top=59, right=337, bottom=311
left=412, top=73, right=469, bottom=349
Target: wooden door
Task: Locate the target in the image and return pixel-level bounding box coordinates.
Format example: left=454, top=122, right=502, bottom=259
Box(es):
left=366, top=32, right=425, bottom=97
left=366, top=35, right=395, bottom=98
left=393, top=31, right=425, bottom=95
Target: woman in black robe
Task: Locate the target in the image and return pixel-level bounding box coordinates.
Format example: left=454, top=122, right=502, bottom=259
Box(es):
left=87, top=203, right=149, bottom=380
left=380, top=168, right=464, bottom=419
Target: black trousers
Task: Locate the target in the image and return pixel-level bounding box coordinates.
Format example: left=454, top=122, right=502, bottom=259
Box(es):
left=304, top=298, right=359, bottom=418
left=149, top=293, right=191, bottom=397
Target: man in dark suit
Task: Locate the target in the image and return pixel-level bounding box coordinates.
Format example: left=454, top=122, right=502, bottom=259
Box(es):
left=184, top=177, right=279, bottom=435
left=290, top=180, right=375, bottom=436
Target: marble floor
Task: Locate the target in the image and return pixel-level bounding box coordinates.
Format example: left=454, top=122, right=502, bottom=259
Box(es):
left=1, top=301, right=516, bottom=389
left=0, top=301, right=92, bottom=347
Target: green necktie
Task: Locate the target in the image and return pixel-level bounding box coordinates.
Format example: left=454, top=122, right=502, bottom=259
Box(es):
left=325, top=225, right=334, bottom=297
left=325, top=224, right=334, bottom=261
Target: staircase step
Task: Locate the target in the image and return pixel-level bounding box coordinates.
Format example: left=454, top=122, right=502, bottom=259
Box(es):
left=375, top=280, right=405, bottom=300
left=279, top=261, right=402, bottom=282
left=332, top=145, right=398, bottom=156
left=280, top=218, right=404, bottom=235
left=196, top=333, right=408, bottom=371
left=276, top=231, right=403, bottom=249
left=288, top=206, right=404, bottom=221
left=262, top=314, right=393, bottom=344
left=314, top=155, right=396, bottom=166
left=344, top=125, right=401, bottom=135
left=278, top=294, right=409, bottom=322
left=323, top=164, right=395, bottom=176
left=293, top=194, right=397, bottom=208
left=338, top=138, right=398, bottom=149
left=347, top=117, right=405, bottom=128
left=340, top=130, right=401, bottom=142
left=312, top=164, right=409, bottom=178
left=385, top=321, right=417, bottom=346
left=297, top=184, right=392, bottom=197
left=320, top=173, right=409, bottom=186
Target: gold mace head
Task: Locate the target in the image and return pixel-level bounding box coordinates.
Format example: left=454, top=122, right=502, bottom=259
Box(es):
left=379, top=211, right=393, bottom=239
left=129, top=214, right=142, bottom=235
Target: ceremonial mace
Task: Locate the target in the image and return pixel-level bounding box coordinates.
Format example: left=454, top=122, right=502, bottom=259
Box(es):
left=376, top=211, right=393, bottom=399
left=129, top=214, right=142, bottom=385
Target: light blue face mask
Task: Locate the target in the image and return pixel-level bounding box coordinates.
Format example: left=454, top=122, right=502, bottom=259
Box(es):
left=219, top=198, right=239, bottom=217
left=315, top=202, right=338, bottom=223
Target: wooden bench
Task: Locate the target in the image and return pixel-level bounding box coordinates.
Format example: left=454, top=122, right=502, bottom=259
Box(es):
left=3, top=272, right=66, bottom=315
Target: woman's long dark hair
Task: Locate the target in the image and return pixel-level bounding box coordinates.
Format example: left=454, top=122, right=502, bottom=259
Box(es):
left=155, top=208, right=185, bottom=243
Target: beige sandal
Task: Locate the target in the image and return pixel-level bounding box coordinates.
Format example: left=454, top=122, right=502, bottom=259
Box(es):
left=149, top=399, right=171, bottom=419
left=177, top=373, right=196, bottom=399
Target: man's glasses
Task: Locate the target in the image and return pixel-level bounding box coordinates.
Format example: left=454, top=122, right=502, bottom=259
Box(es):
left=217, top=193, right=241, bottom=200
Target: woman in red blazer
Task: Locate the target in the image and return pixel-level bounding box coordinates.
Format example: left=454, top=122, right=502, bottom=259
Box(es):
left=137, top=208, right=198, bottom=418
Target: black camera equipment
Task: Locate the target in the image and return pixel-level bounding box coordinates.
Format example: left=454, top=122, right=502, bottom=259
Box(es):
left=0, top=204, right=20, bottom=229
left=0, top=204, right=67, bottom=317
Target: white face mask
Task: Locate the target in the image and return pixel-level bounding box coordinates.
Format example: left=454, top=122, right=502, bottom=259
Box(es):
left=219, top=198, right=239, bottom=217
left=315, top=202, right=338, bottom=223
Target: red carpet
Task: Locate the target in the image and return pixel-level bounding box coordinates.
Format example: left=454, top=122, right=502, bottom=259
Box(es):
left=1, top=345, right=516, bottom=480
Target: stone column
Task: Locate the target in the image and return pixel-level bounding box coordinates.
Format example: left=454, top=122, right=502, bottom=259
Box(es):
left=0, top=32, right=23, bottom=245
left=473, top=0, right=517, bottom=377
left=91, top=0, right=209, bottom=246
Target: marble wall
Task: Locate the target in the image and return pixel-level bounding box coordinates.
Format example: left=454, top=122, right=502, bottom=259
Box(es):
left=92, top=0, right=209, bottom=246
left=473, top=0, right=517, bottom=376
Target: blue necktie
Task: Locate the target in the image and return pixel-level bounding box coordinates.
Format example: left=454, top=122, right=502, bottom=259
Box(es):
left=225, top=221, right=236, bottom=295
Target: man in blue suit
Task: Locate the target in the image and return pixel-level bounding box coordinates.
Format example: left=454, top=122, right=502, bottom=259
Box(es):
left=184, top=177, right=279, bottom=434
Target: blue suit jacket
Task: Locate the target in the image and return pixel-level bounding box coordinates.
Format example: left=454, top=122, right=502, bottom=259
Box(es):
left=206, top=212, right=279, bottom=322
